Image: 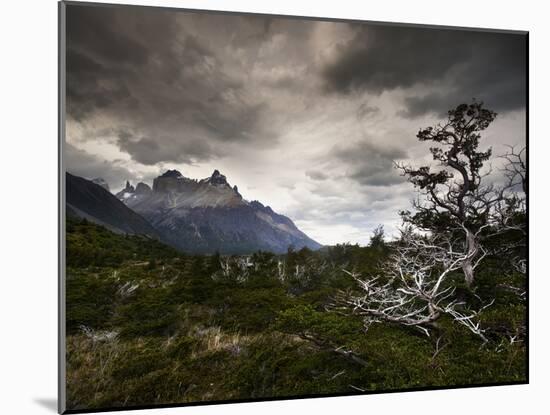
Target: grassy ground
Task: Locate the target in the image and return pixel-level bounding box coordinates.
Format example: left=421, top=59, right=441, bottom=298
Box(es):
left=65, top=218, right=526, bottom=411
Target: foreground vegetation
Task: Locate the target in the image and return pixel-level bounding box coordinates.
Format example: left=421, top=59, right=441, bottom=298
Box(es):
left=65, top=217, right=526, bottom=411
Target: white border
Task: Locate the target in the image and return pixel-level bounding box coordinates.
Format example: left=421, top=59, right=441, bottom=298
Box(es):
left=2, top=1, right=546, bottom=414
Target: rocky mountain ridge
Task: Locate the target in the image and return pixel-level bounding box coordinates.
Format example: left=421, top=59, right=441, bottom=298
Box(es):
left=69, top=169, right=321, bottom=254
left=118, top=169, right=321, bottom=254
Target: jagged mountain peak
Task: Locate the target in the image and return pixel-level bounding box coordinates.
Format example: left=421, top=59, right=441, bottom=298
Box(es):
left=160, top=169, right=183, bottom=178
left=108, top=170, right=321, bottom=254
left=135, top=182, right=152, bottom=195
left=124, top=180, right=135, bottom=192
left=201, top=169, right=229, bottom=187
left=250, top=200, right=263, bottom=208
left=153, top=170, right=191, bottom=193
left=250, top=200, right=275, bottom=214
left=116, top=181, right=136, bottom=200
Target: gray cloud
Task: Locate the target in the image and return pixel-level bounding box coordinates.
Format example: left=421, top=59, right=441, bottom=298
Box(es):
left=65, top=143, right=137, bottom=191
left=322, top=25, right=526, bottom=117
left=66, top=5, right=286, bottom=165
left=332, top=140, right=407, bottom=186
left=306, top=170, right=329, bottom=181
left=116, top=129, right=218, bottom=166
left=356, top=102, right=380, bottom=120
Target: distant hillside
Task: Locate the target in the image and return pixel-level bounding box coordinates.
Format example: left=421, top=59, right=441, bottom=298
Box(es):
left=66, top=216, right=180, bottom=267
left=66, top=172, right=160, bottom=238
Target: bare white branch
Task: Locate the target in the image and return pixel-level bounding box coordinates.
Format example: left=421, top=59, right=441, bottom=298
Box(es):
left=333, top=229, right=494, bottom=341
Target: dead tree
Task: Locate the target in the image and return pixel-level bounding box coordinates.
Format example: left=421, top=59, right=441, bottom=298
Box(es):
left=333, top=228, right=493, bottom=341
left=501, top=145, right=526, bottom=195
left=335, top=103, right=526, bottom=343
left=498, top=145, right=527, bottom=240
left=397, top=101, right=504, bottom=286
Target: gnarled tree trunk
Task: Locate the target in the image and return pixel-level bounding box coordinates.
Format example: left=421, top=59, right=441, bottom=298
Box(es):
left=462, top=228, right=479, bottom=287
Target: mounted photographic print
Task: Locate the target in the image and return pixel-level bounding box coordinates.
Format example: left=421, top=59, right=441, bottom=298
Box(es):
left=58, top=1, right=528, bottom=413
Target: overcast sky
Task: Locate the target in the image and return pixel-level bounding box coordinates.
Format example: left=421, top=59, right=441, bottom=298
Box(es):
left=64, top=4, right=526, bottom=246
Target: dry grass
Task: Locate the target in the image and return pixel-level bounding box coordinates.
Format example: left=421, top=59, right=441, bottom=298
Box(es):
left=192, top=326, right=247, bottom=356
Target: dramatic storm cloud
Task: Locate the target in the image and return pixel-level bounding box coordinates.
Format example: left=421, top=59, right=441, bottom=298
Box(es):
left=64, top=3, right=526, bottom=245
left=322, top=24, right=526, bottom=117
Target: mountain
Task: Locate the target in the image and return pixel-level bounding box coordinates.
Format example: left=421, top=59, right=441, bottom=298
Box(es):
left=91, top=178, right=110, bottom=192
left=66, top=172, right=160, bottom=238
left=116, top=180, right=152, bottom=200
left=117, top=169, right=322, bottom=254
